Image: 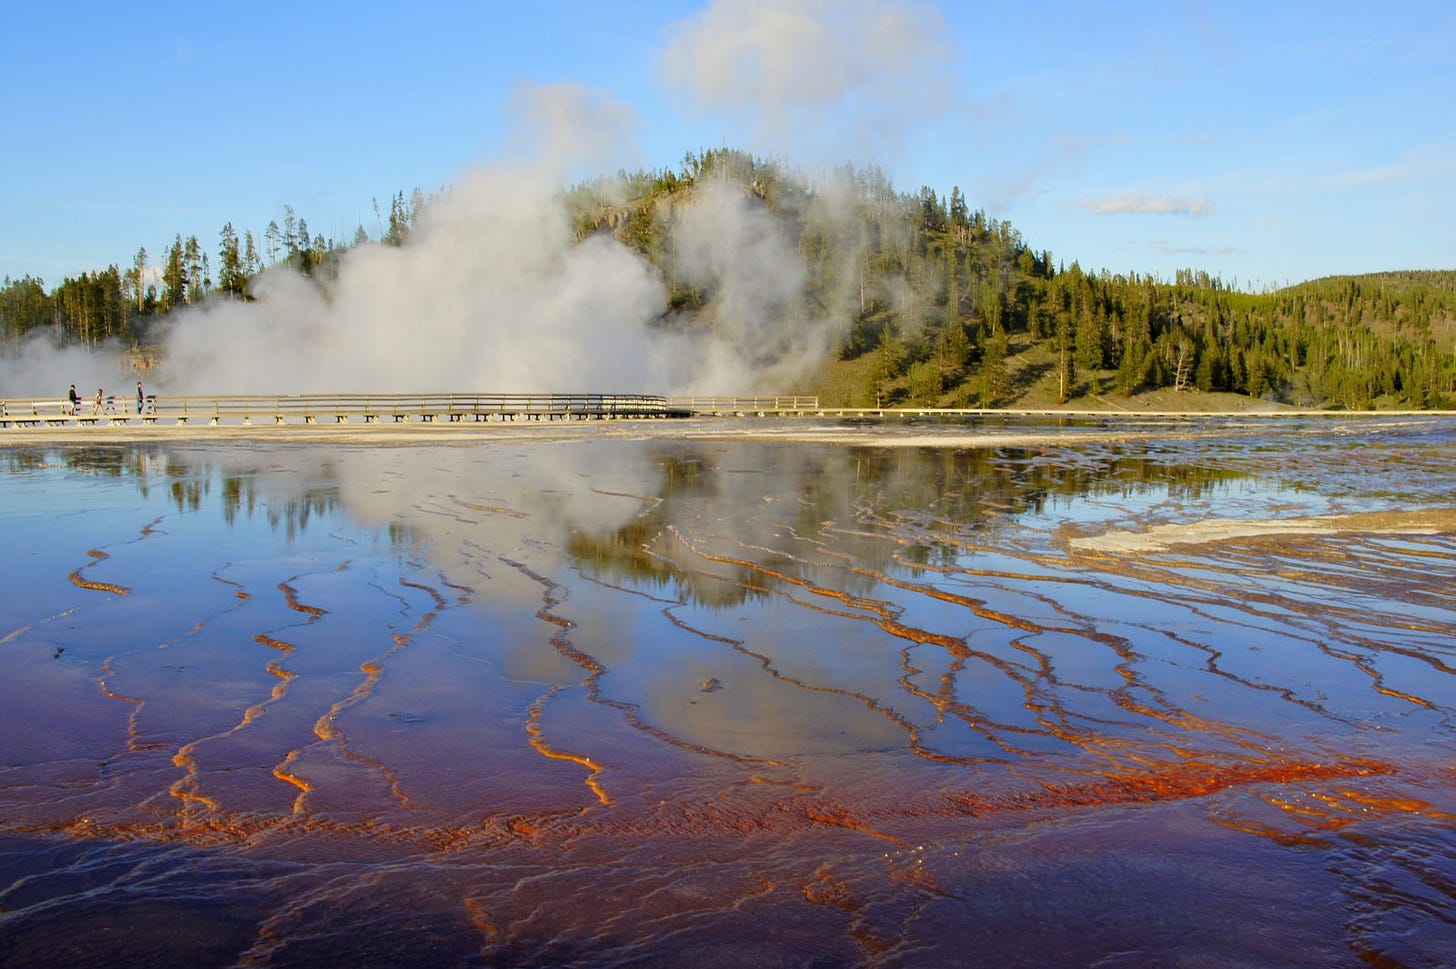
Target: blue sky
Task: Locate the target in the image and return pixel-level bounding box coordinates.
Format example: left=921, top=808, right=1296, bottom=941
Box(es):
left=2, top=0, right=1452, bottom=291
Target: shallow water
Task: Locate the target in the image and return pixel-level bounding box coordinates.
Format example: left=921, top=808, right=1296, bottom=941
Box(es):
left=2, top=415, right=1454, bottom=967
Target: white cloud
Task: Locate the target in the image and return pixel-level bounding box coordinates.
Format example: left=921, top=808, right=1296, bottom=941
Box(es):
left=659, top=0, right=953, bottom=160
left=1078, top=194, right=1214, bottom=216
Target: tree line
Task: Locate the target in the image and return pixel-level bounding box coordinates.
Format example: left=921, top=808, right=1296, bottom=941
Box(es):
left=0, top=191, right=426, bottom=348
left=4, top=147, right=1453, bottom=409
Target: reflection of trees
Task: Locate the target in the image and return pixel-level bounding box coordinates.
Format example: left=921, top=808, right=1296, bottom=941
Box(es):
left=165, top=460, right=208, bottom=512
left=212, top=469, right=342, bottom=542
left=56, top=446, right=143, bottom=478
left=220, top=474, right=255, bottom=525
left=264, top=488, right=341, bottom=542
left=567, top=454, right=772, bottom=608
left=48, top=445, right=165, bottom=498
left=25, top=446, right=418, bottom=547
left=566, top=442, right=1251, bottom=607
left=23, top=437, right=1246, bottom=601
left=1, top=449, right=51, bottom=473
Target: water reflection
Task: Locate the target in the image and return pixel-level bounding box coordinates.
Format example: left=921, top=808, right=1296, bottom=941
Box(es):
left=1, top=416, right=1454, bottom=967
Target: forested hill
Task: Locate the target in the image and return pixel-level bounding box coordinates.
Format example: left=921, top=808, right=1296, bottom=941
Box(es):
left=565, top=151, right=1456, bottom=409
left=3, top=149, right=1454, bottom=409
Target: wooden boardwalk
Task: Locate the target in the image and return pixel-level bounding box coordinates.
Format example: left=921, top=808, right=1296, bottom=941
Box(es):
left=1, top=393, right=708, bottom=428
left=9, top=393, right=1437, bottom=430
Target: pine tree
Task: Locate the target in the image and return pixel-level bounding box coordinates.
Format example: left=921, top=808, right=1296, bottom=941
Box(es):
left=980, top=323, right=1009, bottom=406
left=218, top=223, right=244, bottom=298
left=1075, top=305, right=1105, bottom=371
left=183, top=235, right=204, bottom=304
left=0, top=275, right=52, bottom=337
left=127, top=247, right=147, bottom=313
left=1055, top=313, right=1076, bottom=404
left=282, top=205, right=298, bottom=255
left=385, top=192, right=408, bottom=246
left=243, top=231, right=260, bottom=276
left=161, top=236, right=186, bottom=312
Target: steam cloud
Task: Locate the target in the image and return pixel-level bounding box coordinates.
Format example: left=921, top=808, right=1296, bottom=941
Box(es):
left=4, top=0, right=953, bottom=399
left=661, top=0, right=953, bottom=163
left=164, top=156, right=679, bottom=394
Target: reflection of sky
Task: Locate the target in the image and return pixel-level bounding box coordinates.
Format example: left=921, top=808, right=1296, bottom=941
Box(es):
left=2, top=419, right=1455, bottom=966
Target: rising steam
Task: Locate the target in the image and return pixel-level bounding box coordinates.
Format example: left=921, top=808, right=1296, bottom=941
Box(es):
left=3, top=0, right=952, bottom=399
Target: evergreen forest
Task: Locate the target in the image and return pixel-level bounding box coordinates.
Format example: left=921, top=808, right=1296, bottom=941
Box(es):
left=3, top=150, right=1453, bottom=410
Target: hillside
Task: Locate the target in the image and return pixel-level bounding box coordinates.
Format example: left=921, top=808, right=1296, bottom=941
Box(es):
left=566, top=152, right=1456, bottom=410
left=803, top=329, right=1300, bottom=412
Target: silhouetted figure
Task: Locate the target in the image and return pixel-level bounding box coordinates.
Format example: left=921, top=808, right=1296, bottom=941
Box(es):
left=136, top=381, right=144, bottom=414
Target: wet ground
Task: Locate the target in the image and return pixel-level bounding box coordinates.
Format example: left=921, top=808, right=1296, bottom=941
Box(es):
left=2, top=415, right=1454, bottom=967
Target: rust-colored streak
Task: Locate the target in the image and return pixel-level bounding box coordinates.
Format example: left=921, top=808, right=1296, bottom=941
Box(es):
left=507, top=555, right=776, bottom=800
left=1214, top=781, right=1456, bottom=847
left=857, top=558, right=1272, bottom=760
left=164, top=626, right=305, bottom=824
left=666, top=529, right=1151, bottom=767
left=1323, top=644, right=1439, bottom=710
left=168, top=744, right=222, bottom=817
left=399, top=576, right=448, bottom=612
left=272, top=751, right=315, bottom=815
left=69, top=548, right=130, bottom=595
left=437, top=573, right=475, bottom=605
left=254, top=632, right=295, bottom=654
left=942, top=757, right=1395, bottom=817
left=306, top=637, right=420, bottom=810
left=524, top=690, right=612, bottom=806
left=659, top=603, right=950, bottom=765
left=888, top=855, right=945, bottom=895
left=278, top=581, right=326, bottom=617
left=213, top=570, right=251, bottom=600
left=95, top=657, right=157, bottom=756
left=686, top=527, right=1295, bottom=777
left=186, top=572, right=436, bottom=826
left=799, top=867, right=892, bottom=957
left=801, top=801, right=905, bottom=845
left=462, top=895, right=501, bottom=946
left=3, top=751, right=1415, bottom=869
left=451, top=497, right=528, bottom=519
left=800, top=867, right=858, bottom=910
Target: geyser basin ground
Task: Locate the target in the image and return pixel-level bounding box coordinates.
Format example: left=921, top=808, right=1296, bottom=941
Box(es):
left=2, top=416, right=1454, bottom=967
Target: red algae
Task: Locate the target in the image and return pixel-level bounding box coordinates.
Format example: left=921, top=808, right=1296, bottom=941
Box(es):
left=941, top=756, right=1397, bottom=817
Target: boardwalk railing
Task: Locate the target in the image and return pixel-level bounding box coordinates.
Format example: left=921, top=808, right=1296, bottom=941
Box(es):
left=665, top=396, right=820, bottom=414
left=1, top=393, right=694, bottom=427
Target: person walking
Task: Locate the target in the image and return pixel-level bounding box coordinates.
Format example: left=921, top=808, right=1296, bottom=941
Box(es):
left=93, top=388, right=103, bottom=415
left=136, top=381, right=144, bottom=414
left=67, top=384, right=80, bottom=415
